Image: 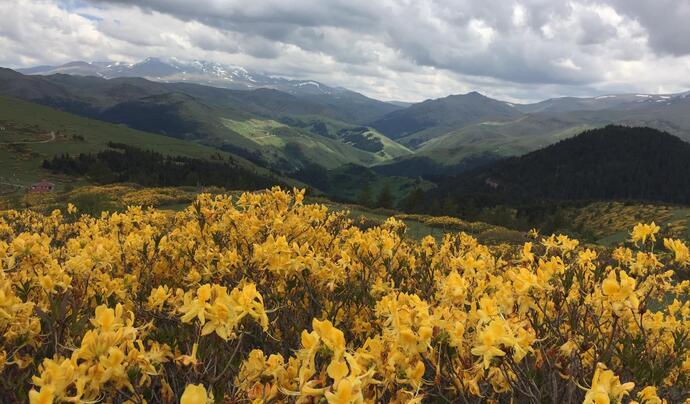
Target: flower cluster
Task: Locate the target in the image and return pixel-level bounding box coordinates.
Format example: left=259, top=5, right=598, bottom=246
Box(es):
left=0, top=187, right=687, bottom=402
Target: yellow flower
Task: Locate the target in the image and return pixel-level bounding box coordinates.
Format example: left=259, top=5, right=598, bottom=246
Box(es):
left=147, top=285, right=172, bottom=311
left=583, top=363, right=635, bottom=404
left=327, top=359, right=349, bottom=383
left=636, top=386, right=664, bottom=404
left=440, top=271, right=468, bottom=304
left=631, top=222, right=660, bottom=245
left=578, top=249, right=598, bottom=271
left=313, top=319, right=346, bottom=357
left=180, top=284, right=213, bottom=325
left=176, top=343, right=199, bottom=367
left=521, top=242, right=535, bottom=263
left=181, top=383, right=209, bottom=404
left=601, top=270, right=639, bottom=314
left=5, top=187, right=690, bottom=402
left=324, top=377, right=363, bottom=404
left=230, top=283, right=269, bottom=331
left=663, top=238, right=690, bottom=266
left=30, top=357, right=79, bottom=401
left=559, top=340, right=578, bottom=357
left=556, top=234, right=579, bottom=253
left=471, top=320, right=508, bottom=369
left=28, top=386, right=55, bottom=404
left=407, top=360, right=425, bottom=384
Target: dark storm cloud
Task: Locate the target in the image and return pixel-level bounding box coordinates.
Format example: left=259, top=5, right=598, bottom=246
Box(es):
left=85, top=0, right=382, bottom=33
left=576, top=8, right=618, bottom=45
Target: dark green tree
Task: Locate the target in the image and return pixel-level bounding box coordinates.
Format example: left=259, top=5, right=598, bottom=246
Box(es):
left=376, top=185, right=394, bottom=209
left=401, top=188, right=426, bottom=212
left=357, top=183, right=373, bottom=207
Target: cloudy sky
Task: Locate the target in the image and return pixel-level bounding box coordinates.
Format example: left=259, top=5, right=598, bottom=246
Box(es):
left=1, top=0, right=690, bottom=102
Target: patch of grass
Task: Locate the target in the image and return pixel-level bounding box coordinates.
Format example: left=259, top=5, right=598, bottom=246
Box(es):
left=0, top=184, right=217, bottom=215
left=220, top=118, right=288, bottom=146
left=556, top=202, right=690, bottom=246
left=221, top=117, right=412, bottom=170
left=0, top=96, right=282, bottom=191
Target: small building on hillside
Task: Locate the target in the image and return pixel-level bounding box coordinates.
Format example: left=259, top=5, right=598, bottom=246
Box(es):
left=484, top=178, right=500, bottom=189
left=29, top=180, right=55, bottom=193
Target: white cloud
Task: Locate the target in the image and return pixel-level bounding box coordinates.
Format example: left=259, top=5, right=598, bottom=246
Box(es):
left=553, top=58, right=581, bottom=71
left=0, top=0, right=689, bottom=102
left=512, top=4, right=527, bottom=27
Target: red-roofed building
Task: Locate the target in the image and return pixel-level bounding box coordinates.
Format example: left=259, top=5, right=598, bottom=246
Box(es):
left=29, top=180, right=55, bottom=193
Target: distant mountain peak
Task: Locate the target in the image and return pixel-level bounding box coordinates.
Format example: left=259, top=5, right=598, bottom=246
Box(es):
left=16, top=57, right=354, bottom=98
left=516, top=90, right=690, bottom=114
left=371, top=90, right=522, bottom=142
left=62, top=61, right=93, bottom=67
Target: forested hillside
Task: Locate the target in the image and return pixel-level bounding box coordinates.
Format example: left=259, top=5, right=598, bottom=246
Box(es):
left=434, top=126, right=690, bottom=205
left=42, top=143, right=282, bottom=190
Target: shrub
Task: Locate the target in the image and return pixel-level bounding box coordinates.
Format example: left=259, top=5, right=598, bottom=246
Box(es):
left=0, top=188, right=687, bottom=402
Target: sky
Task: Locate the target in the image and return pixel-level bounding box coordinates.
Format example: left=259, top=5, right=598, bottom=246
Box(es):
left=1, top=0, right=690, bottom=102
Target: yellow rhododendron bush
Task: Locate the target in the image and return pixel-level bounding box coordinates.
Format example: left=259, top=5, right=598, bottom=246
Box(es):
left=0, top=188, right=688, bottom=403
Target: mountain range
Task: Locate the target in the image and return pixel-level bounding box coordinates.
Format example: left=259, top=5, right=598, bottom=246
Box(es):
left=4, top=57, right=690, bottom=202
left=372, top=89, right=690, bottom=176
left=17, top=57, right=401, bottom=124
left=19, top=57, right=353, bottom=96
left=0, top=66, right=413, bottom=172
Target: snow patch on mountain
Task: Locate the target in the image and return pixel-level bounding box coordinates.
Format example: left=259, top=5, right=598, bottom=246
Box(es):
left=18, top=57, right=341, bottom=97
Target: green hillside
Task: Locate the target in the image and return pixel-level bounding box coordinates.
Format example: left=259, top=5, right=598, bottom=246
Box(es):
left=371, top=91, right=522, bottom=146
left=416, top=114, right=597, bottom=165
left=7, top=68, right=690, bottom=175
left=0, top=96, right=283, bottom=190
left=0, top=69, right=412, bottom=172
left=415, top=101, right=690, bottom=167
left=431, top=126, right=690, bottom=206
left=336, top=126, right=412, bottom=159
left=275, top=115, right=412, bottom=160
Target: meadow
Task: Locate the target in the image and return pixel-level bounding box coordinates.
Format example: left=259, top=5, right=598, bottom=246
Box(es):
left=0, top=187, right=687, bottom=403
left=0, top=96, right=278, bottom=190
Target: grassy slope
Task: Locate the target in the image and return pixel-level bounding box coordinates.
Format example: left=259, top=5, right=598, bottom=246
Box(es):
left=371, top=92, right=522, bottom=144
left=357, top=128, right=413, bottom=159
left=562, top=202, right=690, bottom=246
left=0, top=70, right=409, bottom=171
left=221, top=117, right=411, bottom=169
left=415, top=114, right=599, bottom=165
left=0, top=96, right=285, bottom=189
left=414, top=103, right=690, bottom=167
left=221, top=118, right=288, bottom=146
left=287, top=115, right=413, bottom=161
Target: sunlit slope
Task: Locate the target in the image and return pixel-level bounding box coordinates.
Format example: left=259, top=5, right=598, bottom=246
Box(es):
left=416, top=114, right=597, bottom=165
left=0, top=96, right=283, bottom=186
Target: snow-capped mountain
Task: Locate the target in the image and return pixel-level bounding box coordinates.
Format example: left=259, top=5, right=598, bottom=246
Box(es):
left=17, top=57, right=348, bottom=97
left=516, top=91, right=690, bottom=114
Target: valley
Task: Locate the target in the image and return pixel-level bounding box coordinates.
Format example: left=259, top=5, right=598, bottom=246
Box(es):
left=4, top=59, right=690, bottom=235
